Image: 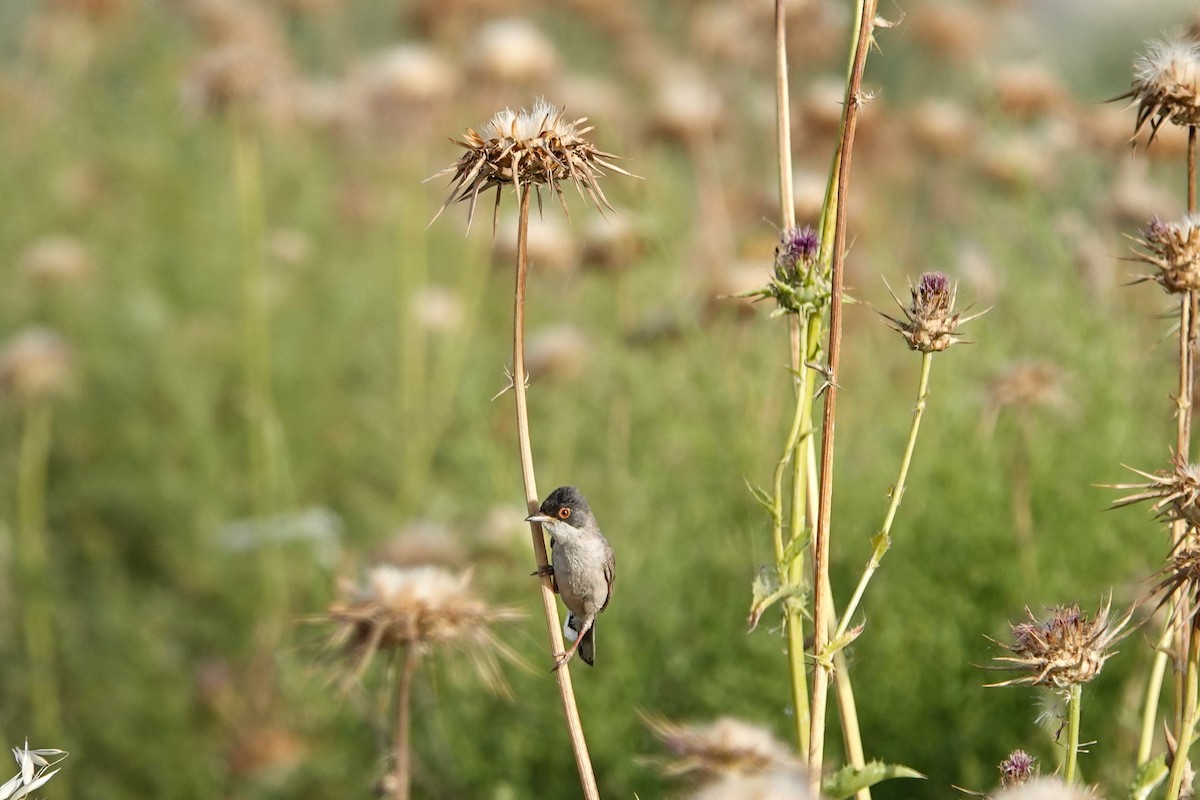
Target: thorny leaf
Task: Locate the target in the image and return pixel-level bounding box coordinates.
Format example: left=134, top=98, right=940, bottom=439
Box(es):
left=747, top=566, right=805, bottom=632
left=821, top=761, right=925, bottom=800
left=744, top=479, right=777, bottom=519
left=815, top=623, right=865, bottom=668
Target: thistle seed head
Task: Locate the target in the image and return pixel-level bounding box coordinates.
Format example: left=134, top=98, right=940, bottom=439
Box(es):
left=647, top=716, right=800, bottom=779
left=991, top=778, right=1100, bottom=800
left=1110, top=452, right=1200, bottom=528
left=326, top=565, right=520, bottom=688
left=0, top=328, right=73, bottom=401
left=432, top=99, right=632, bottom=230
left=1131, top=215, right=1200, bottom=293
left=999, top=750, right=1037, bottom=789
left=1129, top=36, right=1200, bottom=140
left=1149, top=531, right=1200, bottom=629
left=987, top=599, right=1130, bottom=689
left=883, top=271, right=978, bottom=352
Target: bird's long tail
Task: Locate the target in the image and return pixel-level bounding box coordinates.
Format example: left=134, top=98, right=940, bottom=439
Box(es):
left=565, top=613, right=596, bottom=666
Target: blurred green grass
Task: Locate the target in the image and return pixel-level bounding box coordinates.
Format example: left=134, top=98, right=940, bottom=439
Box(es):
left=0, top=1, right=1197, bottom=798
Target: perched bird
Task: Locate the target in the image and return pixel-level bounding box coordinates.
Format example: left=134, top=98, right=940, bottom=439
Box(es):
left=526, top=486, right=615, bottom=670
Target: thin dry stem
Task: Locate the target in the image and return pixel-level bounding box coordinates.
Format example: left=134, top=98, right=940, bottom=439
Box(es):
left=393, top=646, right=419, bottom=800
left=512, top=185, right=600, bottom=800
left=809, top=0, right=877, bottom=787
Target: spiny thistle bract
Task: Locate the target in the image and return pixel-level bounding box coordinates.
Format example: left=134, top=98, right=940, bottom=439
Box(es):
left=431, top=98, right=632, bottom=230
left=882, top=271, right=981, bottom=353
left=1129, top=215, right=1200, bottom=293
left=326, top=564, right=521, bottom=689
left=739, top=225, right=829, bottom=316
left=1126, top=35, right=1200, bottom=140
left=986, top=600, right=1130, bottom=689
left=1148, top=531, right=1200, bottom=628
left=1109, top=452, right=1200, bottom=528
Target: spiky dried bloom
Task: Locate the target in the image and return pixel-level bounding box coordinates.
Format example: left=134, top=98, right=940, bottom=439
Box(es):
left=738, top=226, right=828, bottom=316
left=985, top=362, right=1068, bottom=415
left=991, top=778, right=1100, bottom=800
left=883, top=271, right=981, bottom=352
left=1109, top=452, right=1200, bottom=528
left=987, top=600, right=1130, bottom=689
left=0, top=742, right=67, bottom=800
left=647, top=716, right=801, bottom=779
left=999, top=750, right=1036, bottom=789
left=326, top=565, right=521, bottom=687
left=1129, top=215, right=1200, bottom=293
left=1127, top=36, right=1200, bottom=140
left=1147, top=530, right=1200, bottom=629
left=432, top=99, right=632, bottom=230
left=0, top=328, right=73, bottom=401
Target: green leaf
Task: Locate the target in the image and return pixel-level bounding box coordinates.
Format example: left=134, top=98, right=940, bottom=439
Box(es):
left=821, top=761, right=925, bottom=800
left=781, top=531, right=811, bottom=570
left=1128, top=755, right=1167, bottom=800
left=743, top=479, right=777, bottom=518
left=747, top=566, right=805, bottom=632
left=815, top=623, right=864, bottom=667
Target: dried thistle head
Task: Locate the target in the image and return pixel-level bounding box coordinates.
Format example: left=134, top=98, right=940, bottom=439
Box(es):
left=0, top=329, right=73, bottom=401
left=1127, top=36, right=1200, bottom=141
left=738, top=225, right=828, bottom=316
left=647, top=716, right=800, bottom=779
left=1148, top=530, right=1200, bottom=629
left=1110, top=452, right=1200, bottom=528
left=1129, top=215, right=1200, bottom=293
left=685, top=769, right=815, bottom=800
left=883, top=271, right=981, bottom=352
left=326, top=565, right=521, bottom=689
left=998, top=749, right=1037, bottom=789
left=991, top=778, right=1100, bottom=800
left=987, top=599, right=1130, bottom=689
left=985, top=361, right=1069, bottom=416
left=432, top=99, right=632, bottom=230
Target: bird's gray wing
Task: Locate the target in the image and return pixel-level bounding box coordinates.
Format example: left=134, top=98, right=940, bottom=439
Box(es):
left=599, top=542, right=615, bottom=613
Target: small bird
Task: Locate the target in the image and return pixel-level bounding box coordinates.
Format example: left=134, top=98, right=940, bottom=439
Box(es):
left=526, top=486, right=615, bottom=670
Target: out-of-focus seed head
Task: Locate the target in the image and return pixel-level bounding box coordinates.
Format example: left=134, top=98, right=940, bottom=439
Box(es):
left=468, top=19, right=559, bottom=84
left=1130, top=215, right=1200, bottom=293
left=999, top=750, right=1037, bottom=789
left=1128, top=36, right=1200, bottom=140
left=991, top=778, right=1100, bottom=800
left=326, top=565, right=520, bottom=688
left=19, top=235, right=94, bottom=285
left=432, top=99, right=632, bottom=231
left=738, top=226, right=826, bottom=316
left=181, top=43, right=293, bottom=117
left=987, top=599, right=1130, bottom=689
left=1110, top=451, right=1200, bottom=528
left=686, top=769, right=815, bottom=800
left=0, top=329, right=73, bottom=401
left=647, top=716, right=801, bottom=779
left=882, top=271, right=979, bottom=353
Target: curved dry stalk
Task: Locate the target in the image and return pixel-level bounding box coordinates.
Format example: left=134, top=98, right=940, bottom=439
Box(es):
left=393, top=646, right=420, bottom=800
left=512, top=184, right=600, bottom=800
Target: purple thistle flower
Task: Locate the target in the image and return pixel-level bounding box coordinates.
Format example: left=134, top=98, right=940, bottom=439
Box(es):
left=999, top=750, right=1035, bottom=788
left=916, top=271, right=950, bottom=302
left=775, top=226, right=819, bottom=276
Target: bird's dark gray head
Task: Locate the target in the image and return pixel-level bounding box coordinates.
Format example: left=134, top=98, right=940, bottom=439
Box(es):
left=538, top=485, right=595, bottom=529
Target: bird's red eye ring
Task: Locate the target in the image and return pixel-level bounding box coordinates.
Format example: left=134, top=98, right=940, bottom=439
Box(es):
left=558, top=506, right=571, bottom=520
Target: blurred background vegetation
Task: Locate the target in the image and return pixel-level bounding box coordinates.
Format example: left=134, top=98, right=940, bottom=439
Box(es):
left=1, top=0, right=1198, bottom=797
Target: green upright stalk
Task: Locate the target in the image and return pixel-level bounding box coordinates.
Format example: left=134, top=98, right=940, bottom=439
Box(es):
left=396, top=185, right=430, bottom=513
left=1064, top=683, right=1083, bottom=785
left=232, top=111, right=286, bottom=619
left=1139, top=621, right=1173, bottom=764
left=835, top=353, right=932, bottom=638
left=17, top=400, right=62, bottom=744
left=1165, top=629, right=1199, bottom=800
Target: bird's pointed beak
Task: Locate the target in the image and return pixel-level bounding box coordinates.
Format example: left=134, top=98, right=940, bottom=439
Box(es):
left=525, top=513, right=552, bottom=524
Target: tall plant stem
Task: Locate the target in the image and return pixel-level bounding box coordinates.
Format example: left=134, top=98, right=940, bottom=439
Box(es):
left=1138, top=619, right=1174, bottom=764
left=17, top=400, right=62, bottom=745
left=1063, top=682, right=1083, bottom=784
left=231, top=111, right=286, bottom=618
left=775, top=0, right=795, bottom=228
left=1166, top=628, right=1199, bottom=800
left=395, top=181, right=430, bottom=513
left=809, top=0, right=876, bottom=785
left=392, top=646, right=420, bottom=800
left=834, top=353, right=932, bottom=639
left=511, top=184, right=600, bottom=800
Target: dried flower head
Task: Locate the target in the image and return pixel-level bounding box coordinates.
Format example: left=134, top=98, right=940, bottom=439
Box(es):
left=1146, top=530, right=1200, bottom=630
left=1129, top=215, right=1200, bottom=293
left=883, top=271, right=981, bottom=352
left=326, top=565, right=520, bottom=688
left=999, top=750, right=1037, bottom=789
left=20, top=235, right=95, bottom=284
left=991, top=778, right=1099, bottom=800
left=739, top=226, right=827, bottom=316
left=986, top=361, right=1068, bottom=415
left=987, top=599, right=1130, bottom=689
left=1110, top=451, right=1200, bottom=528
left=432, top=99, right=632, bottom=230
left=0, top=328, right=73, bottom=401
left=1127, top=36, right=1200, bottom=141
left=686, top=769, right=815, bottom=800
left=647, top=716, right=800, bottom=779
